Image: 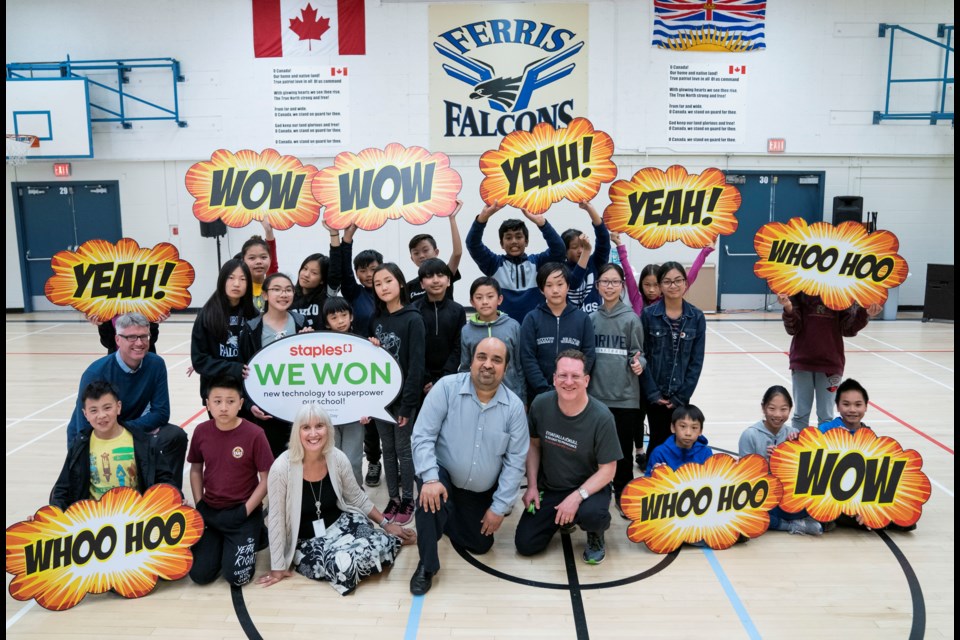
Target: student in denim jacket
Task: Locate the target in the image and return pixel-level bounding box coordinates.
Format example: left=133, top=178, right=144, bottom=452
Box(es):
left=640, top=262, right=706, bottom=458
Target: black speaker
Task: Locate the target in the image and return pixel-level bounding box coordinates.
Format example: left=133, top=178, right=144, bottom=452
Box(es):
left=832, top=196, right=863, bottom=225
left=200, top=219, right=227, bottom=238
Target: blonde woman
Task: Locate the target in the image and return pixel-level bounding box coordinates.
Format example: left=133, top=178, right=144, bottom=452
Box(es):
left=258, top=404, right=415, bottom=595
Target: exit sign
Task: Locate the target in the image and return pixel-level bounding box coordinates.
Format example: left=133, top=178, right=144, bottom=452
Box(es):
left=767, top=139, right=786, bottom=153
left=53, top=163, right=72, bottom=177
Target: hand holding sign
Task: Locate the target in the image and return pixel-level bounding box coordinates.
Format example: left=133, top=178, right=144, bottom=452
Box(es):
left=604, top=166, right=741, bottom=249
left=479, top=118, right=617, bottom=215
left=755, top=218, right=908, bottom=311
left=245, top=332, right=403, bottom=424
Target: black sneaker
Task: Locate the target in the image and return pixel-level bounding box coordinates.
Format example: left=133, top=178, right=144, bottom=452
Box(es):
left=365, top=461, right=382, bottom=487
left=583, top=531, right=606, bottom=564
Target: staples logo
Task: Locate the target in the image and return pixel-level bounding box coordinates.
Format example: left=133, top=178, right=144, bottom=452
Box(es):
left=289, top=343, right=353, bottom=357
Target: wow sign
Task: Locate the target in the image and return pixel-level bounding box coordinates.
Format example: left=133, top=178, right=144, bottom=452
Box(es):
left=754, top=218, right=908, bottom=311
left=44, top=239, right=195, bottom=322
left=185, top=149, right=321, bottom=230
left=604, top=166, right=741, bottom=249
left=479, top=118, right=616, bottom=214
left=312, top=144, right=462, bottom=231
left=621, top=454, right=781, bottom=553
left=770, top=427, right=930, bottom=529
left=5, top=484, right=203, bottom=611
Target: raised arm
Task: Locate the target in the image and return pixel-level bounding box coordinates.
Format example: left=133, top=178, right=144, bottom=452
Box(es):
left=466, top=202, right=506, bottom=276
left=446, top=199, right=464, bottom=276
left=581, top=201, right=610, bottom=270
left=686, top=244, right=715, bottom=287
left=613, top=235, right=644, bottom=316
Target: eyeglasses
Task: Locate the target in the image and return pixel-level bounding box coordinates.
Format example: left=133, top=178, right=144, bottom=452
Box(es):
left=598, top=279, right=624, bottom=287
left=117, top=334, right=150, bottom=344
left=661, top=278, right=687, bottom=288
left=267, top=287, right=294, bottom=294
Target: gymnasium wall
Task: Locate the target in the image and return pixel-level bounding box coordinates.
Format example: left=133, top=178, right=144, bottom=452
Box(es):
left=5, top=0, right=954, bottom=309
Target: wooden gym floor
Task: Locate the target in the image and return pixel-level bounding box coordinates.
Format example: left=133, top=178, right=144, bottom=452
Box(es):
left=4, top=311, right=954, bottom=639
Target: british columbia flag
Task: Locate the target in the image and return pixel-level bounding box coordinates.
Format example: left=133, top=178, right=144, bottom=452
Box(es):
left=652, top=0, right=766, bottom=51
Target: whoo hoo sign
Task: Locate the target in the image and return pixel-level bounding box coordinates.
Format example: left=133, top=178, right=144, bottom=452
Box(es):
left=5, top=485, right=203, bottom=611
left=754, top=218, right=908, bottom=311
left=245, top=332, right=402, bottom=424
left=621, top=455, right=782, bottom=553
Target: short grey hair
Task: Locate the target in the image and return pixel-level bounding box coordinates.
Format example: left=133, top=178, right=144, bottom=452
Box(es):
left=288, top=403, right=335, bottom=463
left=114, top=312, right=149, bottom=332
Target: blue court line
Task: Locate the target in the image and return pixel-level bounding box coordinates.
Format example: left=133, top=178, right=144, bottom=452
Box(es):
left=701, top=547, right=762, bottom=640
left=404, top=594, right=425, bottom=640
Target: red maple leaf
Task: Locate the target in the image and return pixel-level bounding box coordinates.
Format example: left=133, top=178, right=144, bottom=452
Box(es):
left=289, top=3, right=331, bottom=51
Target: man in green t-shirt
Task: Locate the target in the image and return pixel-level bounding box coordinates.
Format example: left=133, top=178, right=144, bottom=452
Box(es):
left=515, top=350, right=622, bottom=565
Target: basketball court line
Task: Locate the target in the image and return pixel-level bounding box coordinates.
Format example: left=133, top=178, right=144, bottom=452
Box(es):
left=4, top=601, right=35, bottom=631
left=5, top=394, right=77, bottom=430
left=706, top=326, right=787, bottom=382
left=5, top=324, right=63, bottom=342
left=844, top=339, right=954, bottom=391
left=404, top=595, right=425, bottom=640
left=701, top=547, right=762, bottom=640
left=858, top=333, right=955, bottom=373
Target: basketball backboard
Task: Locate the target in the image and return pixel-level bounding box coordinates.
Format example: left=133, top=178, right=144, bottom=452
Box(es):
left=5, top=77, right=93, bottom=159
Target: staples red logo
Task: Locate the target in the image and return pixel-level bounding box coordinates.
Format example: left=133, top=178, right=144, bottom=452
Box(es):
left=289, top=343, right=353, bottom=357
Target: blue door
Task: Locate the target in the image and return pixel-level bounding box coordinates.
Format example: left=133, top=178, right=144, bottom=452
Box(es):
left=12, top=181, right=122, bottom=311
left=718, top=172, right=824, bottom=311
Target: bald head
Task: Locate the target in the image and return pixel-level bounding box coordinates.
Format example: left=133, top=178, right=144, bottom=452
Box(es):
left=470, top=337, right=508, bottom=393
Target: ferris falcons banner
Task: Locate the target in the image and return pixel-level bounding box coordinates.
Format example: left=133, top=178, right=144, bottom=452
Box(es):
left=429, top=4, right=589, bottom=153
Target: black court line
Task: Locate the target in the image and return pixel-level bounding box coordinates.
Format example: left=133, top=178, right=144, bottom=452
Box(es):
left=231, top=584, right=264, bottom=640
left=560, top=533, right=590, bottom=640
left=876, top=530, right=926, bottom=640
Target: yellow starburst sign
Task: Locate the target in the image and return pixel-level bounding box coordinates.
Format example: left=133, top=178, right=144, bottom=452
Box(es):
left=770, top=427, right=930, bottom=529
left=479, top=118, right=617, bottom=215
left=312, top=144, right=463, bottom=231
left=185, top=148, right=322, bottom=230
left=604, top=165, right=741, bottom=249
left=754, top=218, right=908, bottom=311
left=621, top=454, right=781, bottom=553
left=6, top=485, right=203, bottom=611
left=44, top=239, right=195, bottom=322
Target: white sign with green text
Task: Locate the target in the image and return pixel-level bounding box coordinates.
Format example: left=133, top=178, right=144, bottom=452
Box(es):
left=245, top=332, right=402, bottom=424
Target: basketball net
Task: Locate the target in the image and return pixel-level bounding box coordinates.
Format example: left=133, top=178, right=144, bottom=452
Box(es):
left=6, top=135, right=38, bottom=166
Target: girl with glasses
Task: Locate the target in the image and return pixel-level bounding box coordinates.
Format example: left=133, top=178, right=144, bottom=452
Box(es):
left=240, top=272, right=309, bottom=457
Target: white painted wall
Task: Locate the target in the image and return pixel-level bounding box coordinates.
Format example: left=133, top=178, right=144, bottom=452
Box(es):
left=6, top=0, right=954, bottom=309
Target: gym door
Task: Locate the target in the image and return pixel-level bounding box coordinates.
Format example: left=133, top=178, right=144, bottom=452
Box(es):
left=718, top=172, right=825, bottom=311
left=13, top=181, right=123, bottom=311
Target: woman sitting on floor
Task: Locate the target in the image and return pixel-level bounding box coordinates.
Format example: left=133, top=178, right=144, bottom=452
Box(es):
left=257, top=403, right=416, bottom=595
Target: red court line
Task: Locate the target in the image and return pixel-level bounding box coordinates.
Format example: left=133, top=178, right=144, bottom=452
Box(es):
left=869, top=401, right=954, bottom=455
left=179, top=407, right=207, bottom=429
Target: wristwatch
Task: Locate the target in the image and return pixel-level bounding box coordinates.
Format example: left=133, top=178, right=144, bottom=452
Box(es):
left=578, top=487, right=589, bottom=500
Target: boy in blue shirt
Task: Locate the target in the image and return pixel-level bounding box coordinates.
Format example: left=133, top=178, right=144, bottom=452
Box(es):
left=645, top=405, right=712, bottom=474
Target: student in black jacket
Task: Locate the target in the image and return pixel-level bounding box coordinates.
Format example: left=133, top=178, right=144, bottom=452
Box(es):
left=191, top=259, right=259, bottom=403
left=413, top=258, right=466, bottom=400
left=291, top=252, right=330, bottom=330
left=368, top=263, right=426, bottom=526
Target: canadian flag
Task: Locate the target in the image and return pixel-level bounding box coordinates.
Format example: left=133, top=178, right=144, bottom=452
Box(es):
left=728, top=65, right=747, bottom=75
left=253, top=0, right=365, bottom=58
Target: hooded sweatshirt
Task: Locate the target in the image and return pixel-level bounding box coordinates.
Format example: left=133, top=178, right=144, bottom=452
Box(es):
left=519, top=302, right=596, bottom=399
left=414, top=296, right=466, bottom=384
left=466, top=217, right=566, bottom=322
left=565, top=221, right=611, bottom=314
left=783, top=293, right=869, bottom=376
left=327, top=241, right=377, bottom=336
left=738, top=420, right=798, bottom=459
left=190, top=304, right=252, bottom=400
left=588, top=300, right=646, bottom=408
left=370, top=305, right=426, bottom=420
left=646, top=434, right=712, bottom=474
left=459, top=312, right=525, bottom=403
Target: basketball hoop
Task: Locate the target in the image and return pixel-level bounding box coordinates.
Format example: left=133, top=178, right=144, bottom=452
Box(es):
left=6, top=135, right=39, bottom=166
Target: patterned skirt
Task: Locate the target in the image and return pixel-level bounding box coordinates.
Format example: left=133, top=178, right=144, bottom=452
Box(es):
left=295, top=511, right=402, bottom=595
